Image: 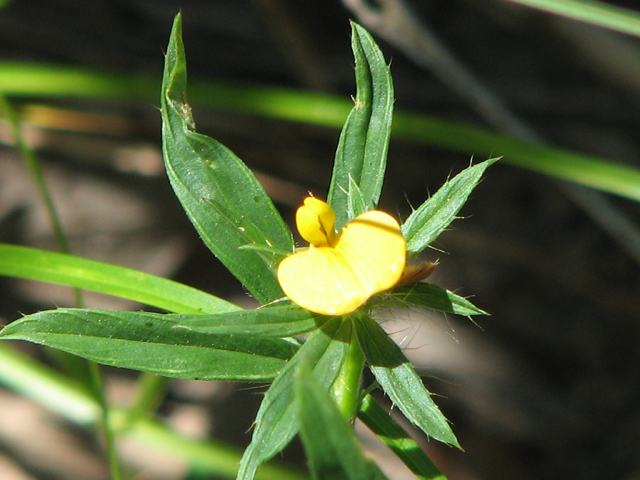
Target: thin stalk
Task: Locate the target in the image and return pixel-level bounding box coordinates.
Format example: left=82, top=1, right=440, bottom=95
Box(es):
left=120, top=373, right=169, bottom=433
left=330, top=318, right=365, bottom=422
left=89, top=361, right=122, bottom=480
left=0, top=95, right=122, bottom=479
left=0, top=94, right=82, bottom=306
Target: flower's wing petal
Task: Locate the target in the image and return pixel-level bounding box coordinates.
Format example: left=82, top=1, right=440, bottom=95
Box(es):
left=277, top=247, right=368, bottom=316
left=338, top=210, right=406, bottom=296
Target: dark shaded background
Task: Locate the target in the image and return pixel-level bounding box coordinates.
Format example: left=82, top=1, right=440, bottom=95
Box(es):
left=1, top=1, right=640, bottom=479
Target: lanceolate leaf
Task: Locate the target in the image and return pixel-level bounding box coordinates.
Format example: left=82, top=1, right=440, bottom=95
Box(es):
left=355, top=316, right=460, bottom=448
left=387, top=283, right=488, bottom=316
left=0, top=309, right=298, bottom=381
left=176, top=303, right=328, bottom=337
left=161, top=13, right=293, bottom=304
left=327, top=22, right=394, bottom=229
left=296, top=362, right=388, bottom=480
left=402, top=159, right=497, bottom=255
left=237, top=319, right=352, bottom=480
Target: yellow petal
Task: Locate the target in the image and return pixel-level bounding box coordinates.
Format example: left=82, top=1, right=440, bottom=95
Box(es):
left=337, top=210, right=406, bottom=295
left=278, top=246, right=368, bottom=315
left=277, top=208, right=406, bottom=316
left=296, top=197, right=336, bottom=246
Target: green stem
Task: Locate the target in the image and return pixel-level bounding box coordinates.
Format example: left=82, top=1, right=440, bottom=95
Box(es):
left=0, top=94, right=83, bottom=306
left=330, top=318, right=365, bottom=422
left=89, top=361, right=122, bottom=480
left=0, top=95, right=122, bottom=479
left=120, top=373, right=169, bottom=433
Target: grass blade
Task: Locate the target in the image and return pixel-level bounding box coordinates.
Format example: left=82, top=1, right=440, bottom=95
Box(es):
left=502, top=0, right=640, bottom=39
left=2, top=62, right=640, bottom=201
left=0, top=243, right=237, bottom=314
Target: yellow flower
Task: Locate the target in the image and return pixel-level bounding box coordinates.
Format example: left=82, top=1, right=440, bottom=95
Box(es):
left=277, top=197, right=406, bottom=315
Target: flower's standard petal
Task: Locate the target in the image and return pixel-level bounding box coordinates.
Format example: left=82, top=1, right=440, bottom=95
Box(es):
left=337, top=210, right=406, bottom=295
left=277, top=204, right=406, bottom=316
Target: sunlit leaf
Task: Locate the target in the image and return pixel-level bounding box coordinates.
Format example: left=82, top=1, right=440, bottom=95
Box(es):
left=503, top=0, right=640, bottom=39
left=237, top=319, right=351, bottom=480
left=2, top=62, right=640, bottom=202
left=161, top=13, right=293, bottom=304
left=0, top=309, right=298, bottom=381
left=355, top=316, right=459, bottom=447
left=327, top=22, right=394, bottom=229
left=358, top=394, right=448, bottom=480
left=402, top=159, right=497, bottom=255
left=386, top=283, right=488, bottom=316
left=296, top=362, right=388, bottom=480
left=0, top=243, right=236, bottom=315
left=176, top=303, right=327, bottom=337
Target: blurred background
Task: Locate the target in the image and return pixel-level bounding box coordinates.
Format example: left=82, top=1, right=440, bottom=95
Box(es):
left=1, top=0, right=640, bottom=479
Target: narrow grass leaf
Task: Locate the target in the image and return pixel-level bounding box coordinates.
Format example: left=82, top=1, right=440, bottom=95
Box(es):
left=3, top=62, right=640, bottom=202
left=161, top=13, right=293, bottom=304
left=402, top=159, right=497, bottom=255
left=327, top=22, right=394, bottom=229
left=0, top=243, right=235, bottom=314
left=387, top=283, right=488, bottom=316
left=503, top=0, right=640, bottom=39
left=176, top=303, right=328, bottom=337
left=355, top=316, right=459, bottom=448
left=0, top=309, right=297, bottom=381
left=237, top=318, right=351, bottom=480
left=296, top=362, right=388, bottom=480
left=358, top=394, right=448, bottom=480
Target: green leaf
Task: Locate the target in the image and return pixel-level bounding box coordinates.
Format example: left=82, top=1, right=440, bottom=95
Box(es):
left=237, top=319, right=352, bottom=480
left=402, top=159, right=497, bottom=255
left=346, top=175, right=368, bottom=222
left=354, top=316, right=459, bottom=448
left=296, top=362, right=388, bottom=480
left=161, top=13, right=294, bottom=304
left=386, top=283, right=488, bottom=316
left=0, top=309, right=298, bottom=381
left=358, top=394, right=448, bottom=480
left=176, top=303, right=328, bottom=337
left=0, top=243, right=235, bottom=315
left=327, top=22, right=394, bottom=229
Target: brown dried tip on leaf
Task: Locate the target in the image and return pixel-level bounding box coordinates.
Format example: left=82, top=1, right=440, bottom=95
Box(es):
left=396, top=260, right=438, bottom=286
